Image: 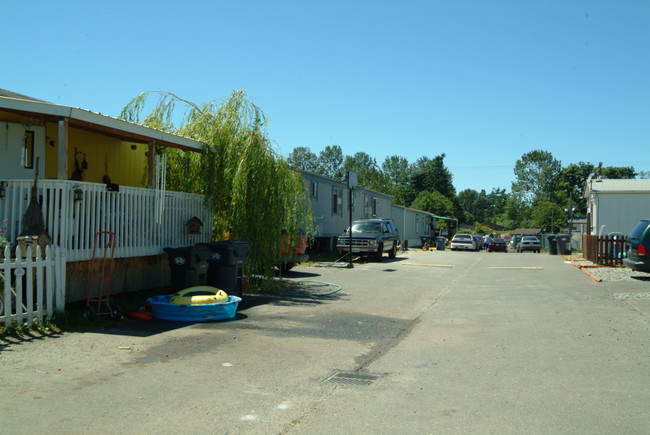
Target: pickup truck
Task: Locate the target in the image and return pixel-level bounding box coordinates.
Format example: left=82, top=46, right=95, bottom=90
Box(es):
left=336, top=218, right=399, bottom=261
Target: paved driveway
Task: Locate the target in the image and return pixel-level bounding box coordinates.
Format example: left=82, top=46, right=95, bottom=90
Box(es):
left=1, top=250, right=649, bottom=434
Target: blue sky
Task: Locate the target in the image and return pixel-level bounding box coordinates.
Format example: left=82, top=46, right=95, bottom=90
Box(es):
left=3, top=0, right=648, bottom=193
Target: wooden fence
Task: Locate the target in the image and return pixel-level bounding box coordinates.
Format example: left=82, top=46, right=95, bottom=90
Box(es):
left=583, top=234, right=627, bottom=266
left=1, top=244, right=67, bottom=327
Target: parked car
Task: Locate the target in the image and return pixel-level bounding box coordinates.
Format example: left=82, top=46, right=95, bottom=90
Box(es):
left=623, top=219, right=650, bottom=273
left=508, top=234, right=522, bottom=250
left=336, top=218, right=399, bottom=261
left=487, top=238, right=508, bottom=252
left=473, top=236, right=484, bottom=251
left=516, top=236, right=541, bottom=253
left=450, top=233, right=477, bottom=251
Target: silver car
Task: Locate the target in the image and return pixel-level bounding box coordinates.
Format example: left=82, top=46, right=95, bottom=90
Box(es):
left=450, top=233, right=478, bottom=251
left=516, top=236, right=541, bottom=253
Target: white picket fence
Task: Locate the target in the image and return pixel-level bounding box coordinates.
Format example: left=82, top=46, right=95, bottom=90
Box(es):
left=0, top=179, right=211, bottom=262
left=0, top=244, right=67, bottom=327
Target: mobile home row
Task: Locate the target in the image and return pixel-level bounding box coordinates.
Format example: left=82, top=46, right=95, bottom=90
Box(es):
left=301, top=171, right=456, bottom=251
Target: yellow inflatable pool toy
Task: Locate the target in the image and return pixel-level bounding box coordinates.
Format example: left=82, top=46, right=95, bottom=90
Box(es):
left=170, top=286, right=229, bottom=305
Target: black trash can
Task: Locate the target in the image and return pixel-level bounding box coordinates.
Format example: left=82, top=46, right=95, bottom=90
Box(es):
left=163, top=246, right=212, bottom=291
left=435, top=236, right=447, bottom=251
left=198, top=240, right=250, bottom=297
left=555, top=234, right=571, bottom=255
left=546, top=235, right=557, bottom=255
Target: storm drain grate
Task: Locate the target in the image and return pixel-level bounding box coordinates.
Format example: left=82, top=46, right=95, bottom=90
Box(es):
left=322, top=372, right=380, bottom=386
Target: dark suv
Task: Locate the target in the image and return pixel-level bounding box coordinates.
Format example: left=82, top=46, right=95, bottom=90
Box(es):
left=336, top=218, right=399, bottom=261
left=623, top=219, right=650, bottom=273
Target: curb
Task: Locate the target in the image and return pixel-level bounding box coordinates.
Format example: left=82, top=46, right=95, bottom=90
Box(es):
left=569, top=261, right=602, bottom=282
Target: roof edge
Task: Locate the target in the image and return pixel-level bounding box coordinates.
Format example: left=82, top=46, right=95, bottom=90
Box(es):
left=0, top=95, right=205, bottom=151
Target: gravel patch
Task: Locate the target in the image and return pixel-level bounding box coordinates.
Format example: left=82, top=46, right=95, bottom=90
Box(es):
left=568, top=259, right=650, bottom=282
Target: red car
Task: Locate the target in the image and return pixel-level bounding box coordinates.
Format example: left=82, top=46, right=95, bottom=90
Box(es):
left=487, top=238, right=508, bottom=252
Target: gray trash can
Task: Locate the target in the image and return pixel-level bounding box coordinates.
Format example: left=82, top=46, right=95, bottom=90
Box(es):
left=546, top=235, right=557, bottom=255
left=198, top=240, right=250, bottom=297
left=555, top=234, right=571, bottom=255
left=435, top=237, right=447, bottom=251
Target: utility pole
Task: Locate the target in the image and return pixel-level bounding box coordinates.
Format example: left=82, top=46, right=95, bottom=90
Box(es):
left=551, top=209, right=555, bottom=234
left=347, top=171, right=357, bottom=268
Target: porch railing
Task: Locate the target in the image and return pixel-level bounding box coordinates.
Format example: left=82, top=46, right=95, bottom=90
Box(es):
left=0, top=179, right=212, bottom=262
left=1, top=244, right=66, bottom=327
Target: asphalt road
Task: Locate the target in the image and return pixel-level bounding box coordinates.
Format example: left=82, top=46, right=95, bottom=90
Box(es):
left=1, top=250, right=649, bottom=434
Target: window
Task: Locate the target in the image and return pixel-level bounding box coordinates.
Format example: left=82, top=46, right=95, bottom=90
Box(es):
left=23, top=131, right=34, bottom=169
left=332, top=186, right=343, bottom=215
left=311, top=181, right=318, bottom=199
left=362, top=196, right=379, bottom=218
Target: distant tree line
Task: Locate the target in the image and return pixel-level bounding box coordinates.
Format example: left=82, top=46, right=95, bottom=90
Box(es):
left=287, top=146, right=642, bottom=233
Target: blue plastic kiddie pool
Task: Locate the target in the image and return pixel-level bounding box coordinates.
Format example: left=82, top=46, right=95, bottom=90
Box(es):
left=147, top=294, right=241, bottom=322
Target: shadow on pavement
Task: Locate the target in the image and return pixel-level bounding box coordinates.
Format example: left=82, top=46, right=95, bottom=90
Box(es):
left=0, top=330, right=63, bottom=352
left=47, top=286, right=345, bottom=339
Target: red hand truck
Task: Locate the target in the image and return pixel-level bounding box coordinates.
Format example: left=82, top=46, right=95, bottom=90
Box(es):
left=83, top=231, right=122, bottom=321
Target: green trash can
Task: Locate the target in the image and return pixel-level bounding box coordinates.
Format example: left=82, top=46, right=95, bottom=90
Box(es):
left=163, top=246, right=212, bottom=291
left=198, top=240, right=250, bottom=297
left=435, top=237, right=447, bottom=251
left=546, top=235, right=557, bottom=255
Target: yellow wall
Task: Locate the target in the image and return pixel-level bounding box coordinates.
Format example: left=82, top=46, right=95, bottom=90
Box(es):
left=0, top=110, right=24, bottom=123
left=65, top=128, right=148, bottom=187
left=0, top=110, right=149, bottom=187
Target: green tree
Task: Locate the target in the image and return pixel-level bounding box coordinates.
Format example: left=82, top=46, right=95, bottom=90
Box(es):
left=531, top=200, right=566, bottom=233
left=411, top=190, right=455, bottom=217
left=494, top=193, right=528, bottom=229
left=457, top=189, right=490, bottom=223
left=410, top=154, right=455, bottom=198
left=487, top=188, right=508, bottom=220
left=316, top=145, right=344, bottom=180
left=120, top=90, right=315, bottom=280
left=557, top=162, right=594, bottom=215
left=382, top=155, right=411, bottom=186
left=601, top=166, right=637, bottom=179
left=342, top=152, right=391, bottom=193
left=381, top=155, right=412, bottom=205
left=512, top=150, right=562, bottom=204
left=287, top=146, right=319, bottom=172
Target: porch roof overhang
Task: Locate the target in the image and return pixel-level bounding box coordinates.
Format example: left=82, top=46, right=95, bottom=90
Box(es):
left=0, top=95, right=205, bottom=152
left=428, top=213, right=457, bottom=222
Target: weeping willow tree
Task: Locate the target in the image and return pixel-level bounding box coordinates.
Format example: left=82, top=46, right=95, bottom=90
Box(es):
left=120, top=90, right=315, bottom=281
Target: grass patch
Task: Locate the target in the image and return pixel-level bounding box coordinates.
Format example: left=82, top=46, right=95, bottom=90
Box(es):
left=0, top=316, right=61, bottom=337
